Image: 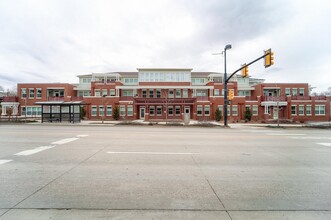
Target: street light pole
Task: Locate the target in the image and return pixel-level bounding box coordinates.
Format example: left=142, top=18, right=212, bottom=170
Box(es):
left=223, top=44, right=232, bottom=127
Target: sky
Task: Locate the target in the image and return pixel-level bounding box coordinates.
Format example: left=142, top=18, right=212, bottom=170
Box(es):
left=0, top=0, right=331, bottom=92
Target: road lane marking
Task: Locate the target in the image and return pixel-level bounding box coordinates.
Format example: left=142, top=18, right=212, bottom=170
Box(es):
left=267, top=133, right=305, bottom=136
left=241, top=130, right=280, bottom=133
left=317, top=143, right=331, bottom=146
left=291, top=137, right=331, bottom=140
left=51, top=138, right=79, bottom=145
left=0, top=160, right=12, bottom=165
left=107, top=151, right=199, bottom=155
left=15, top=146, right=55, bottom=156
left=77, top=134, right=89, bottom=138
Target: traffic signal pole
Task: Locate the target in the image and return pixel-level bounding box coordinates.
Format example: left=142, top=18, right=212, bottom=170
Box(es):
left=223, top=50, right=273, bottom=127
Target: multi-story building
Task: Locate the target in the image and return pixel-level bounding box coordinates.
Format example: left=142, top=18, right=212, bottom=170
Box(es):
left=3, top=68, right=330, bottom=123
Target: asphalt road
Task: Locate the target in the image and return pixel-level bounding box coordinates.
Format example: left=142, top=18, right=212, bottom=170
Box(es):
left=0, top=124, right=331, bottom=219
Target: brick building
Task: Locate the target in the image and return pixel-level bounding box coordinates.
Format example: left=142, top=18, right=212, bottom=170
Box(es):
left=3, top=68, right=330, bottom=123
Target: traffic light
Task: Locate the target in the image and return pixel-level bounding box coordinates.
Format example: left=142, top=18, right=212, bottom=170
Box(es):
left=228, top=89, right=234, bottom=100
left=241, top=64, right=249, bottom=77
left=264, top=49, right=274, bottom=68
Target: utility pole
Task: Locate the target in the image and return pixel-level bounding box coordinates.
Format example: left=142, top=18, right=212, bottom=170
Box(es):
left=223, top=44, right=232, bottom=127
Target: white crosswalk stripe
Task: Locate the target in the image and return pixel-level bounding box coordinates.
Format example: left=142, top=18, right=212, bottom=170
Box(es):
left=317, top=143, right=331, bottom=147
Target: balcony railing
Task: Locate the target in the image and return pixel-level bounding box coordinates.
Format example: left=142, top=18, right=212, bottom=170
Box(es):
left=245, top=96, right=258, bottom=101
left=2, top=96, right=18, bottom=102
left=261, top=96, right=286, bottom=102
left=291, top=95, right=327, bottom=100
left=135, top=98, right=196, bottom=105
left=48, top=96, right=65, bottom=101
left=196, top=96, right=209, bottom=101
left=119, top=96, right=135, bottom=101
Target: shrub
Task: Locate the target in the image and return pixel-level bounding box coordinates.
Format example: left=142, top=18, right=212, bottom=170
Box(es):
left=112, top=106, right=120, bottom=120
left=244, top=108, right=252, bottom=122
left=215, top=108, right=222, bottom=121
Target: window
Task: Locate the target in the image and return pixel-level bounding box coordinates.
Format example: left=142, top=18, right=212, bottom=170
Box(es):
left=299, top=88, right=304, bottom=96
left=142, top=90, right=147, bottom=98
left=168, top=90, right=174, bottom=98
left=21, top=107, right=26, bottom=116
left=122, top=90, right=133, bottom=97
left=107, top=106, right=112, bottom=116
left=315, top=105, right=325, bottom=115
left=291, top=105, right=297, bottom=115
left=285, top=88, right=291, bottom=96
left=21, top=88, right=27, bottom=98
left=214, top=89, right=220, bottom=96
left=124, top=78, right=138, bottom=85
left=156, top=90, right=161, bottom=98
left=182, top=89, right=188, bottom=98
left=102, top=89, right=108, bottom=96
left=157, top=106, right=162, bottom=116
left=36, top=88, right=42, bottom=98
left=176, top=90, right=181, bottom=98
left=94, top=89, right=101, bottom=97
left=149, top=106, right=155, bottom=116
left=299, top=105, right=304, bottom=115
left=23, top=106, right=42, bottom=116
left=127, top=105, right=133, bottom=116
left=292, top=88, right=297, bottom=96
left=99, top=106, right=104, bottom=116
left=196, top=90, right=207, bottom=97
left=192, top=78, right=204, bottom=85
left=218, top=105, right=223, bottom=117
left=29, top=88, right=35, bottom=99
left=252, top=105, right=258, bottom=116
left=232, top=105, right=238, bottom=116
left=120, top=106, right=126, bottom=116
left=91, top=106, right=97, bottom=116
left=168, top=106, right=173, bottom=115
left=175, top=106, right=181, bottom=116
left=110, top=89, right=115, bottom=96
left=227, top=106, right=230, bottom=116
left=204, top=105, right=210, bottom=116
left=197, top=105, right=203, bottom=116
left=306, top=105, right=312, bottom=116
left=149, top=90, right=154, bottom=98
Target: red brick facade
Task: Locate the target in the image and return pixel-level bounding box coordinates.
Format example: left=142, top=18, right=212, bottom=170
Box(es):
left=12, top=72, right=331, bottom=123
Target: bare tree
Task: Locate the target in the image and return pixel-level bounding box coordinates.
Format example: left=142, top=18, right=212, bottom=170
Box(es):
left=6, top=107, right=13, bottom=121
left=6, top=86, right=17, bottom=96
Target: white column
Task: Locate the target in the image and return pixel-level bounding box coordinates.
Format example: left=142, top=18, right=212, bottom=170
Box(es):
left=1, top=105, right=6, bottom=115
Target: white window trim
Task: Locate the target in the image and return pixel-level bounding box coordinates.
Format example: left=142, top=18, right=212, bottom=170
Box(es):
left=106, top=106, right=112, bottom=116
left=232, top=105, right=238, bottom=116
left=91, top=105, right=97, bottom=116
left=306, top=105, right=312, bottom=116
left=127, top=105, right=133, bottom=116
left=298, top=105, right=305, bottom=116
left=315, top=105, right=325, bottom=116
left=197, top=105, right=203, bottom=116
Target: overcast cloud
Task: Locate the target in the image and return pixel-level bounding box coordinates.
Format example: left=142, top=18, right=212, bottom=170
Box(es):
left=0, top=0, right=330, bottom=92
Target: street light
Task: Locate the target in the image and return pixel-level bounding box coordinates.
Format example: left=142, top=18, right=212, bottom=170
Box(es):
left=223, top=44, right=232, bottom=127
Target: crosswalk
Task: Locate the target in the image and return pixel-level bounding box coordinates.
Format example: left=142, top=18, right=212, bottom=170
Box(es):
left=0, top=134, right=89, bottom=166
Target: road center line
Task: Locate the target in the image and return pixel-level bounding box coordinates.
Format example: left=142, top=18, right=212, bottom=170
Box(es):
left=107, top=151, right=199, bottom=155
left=77, top=134, right=89, bottom=138
left=0, top=160, right=12, bottom=165
left=291, top=137, right=331, bottom=140
left=15, top=146, right=55, bottom=156
left=52, top=138, right=79, bottom=145
left=267, top=133, right=305, bottom=136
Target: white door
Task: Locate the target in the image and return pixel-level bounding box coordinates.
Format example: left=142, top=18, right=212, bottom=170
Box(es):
left=184, top=107, right=190, bottom=119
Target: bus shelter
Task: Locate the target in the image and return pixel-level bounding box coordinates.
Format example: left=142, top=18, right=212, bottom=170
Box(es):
left=35, top=101, right=85, bottom=123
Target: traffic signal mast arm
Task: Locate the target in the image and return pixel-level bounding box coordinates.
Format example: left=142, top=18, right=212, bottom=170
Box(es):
left=226, top=52, right=270, bottom=83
